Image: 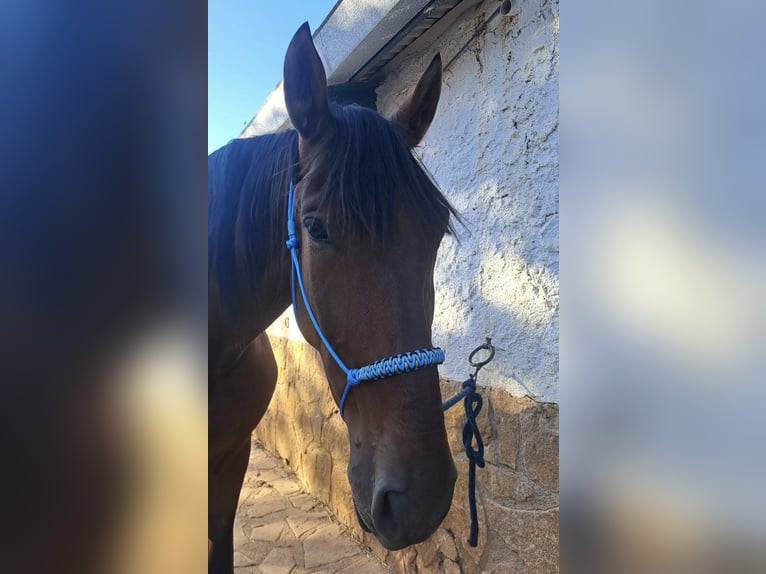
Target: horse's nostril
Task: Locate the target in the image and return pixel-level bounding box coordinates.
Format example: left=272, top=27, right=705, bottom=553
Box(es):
left=368, top=469, right=455, bottom=550
left=371, top=485, right=399, bottom=536
left=372, top=483, right=403, bottom=538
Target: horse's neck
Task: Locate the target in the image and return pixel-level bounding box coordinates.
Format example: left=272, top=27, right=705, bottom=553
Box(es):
left=209, top=133, right=298, bottom=366
left=210, top=221, right=293, bottom=369
left=248, top=252, right=293, bottom=335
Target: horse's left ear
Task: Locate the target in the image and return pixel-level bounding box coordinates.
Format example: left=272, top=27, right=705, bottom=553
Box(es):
left=284, top=22, right=330, bottom=140
left=391, top=54, right=442, bottom=148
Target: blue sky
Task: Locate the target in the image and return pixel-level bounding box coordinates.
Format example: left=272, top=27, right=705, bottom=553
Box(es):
left=208, top=1, right=339, bottom=154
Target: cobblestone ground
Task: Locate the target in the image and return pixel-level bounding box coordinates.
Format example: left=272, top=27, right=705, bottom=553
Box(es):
left=233, top=440, right=391, bottom=574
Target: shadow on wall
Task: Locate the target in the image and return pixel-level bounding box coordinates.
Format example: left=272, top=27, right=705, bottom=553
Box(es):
left=432, top=208, right=558, bottom=399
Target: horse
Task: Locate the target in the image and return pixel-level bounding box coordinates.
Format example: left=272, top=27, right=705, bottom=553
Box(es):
left=208, top=23, right=459, bottom=573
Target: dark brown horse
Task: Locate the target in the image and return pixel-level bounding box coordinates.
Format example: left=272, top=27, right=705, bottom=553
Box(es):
left=208, top=23, right=458, bottom=573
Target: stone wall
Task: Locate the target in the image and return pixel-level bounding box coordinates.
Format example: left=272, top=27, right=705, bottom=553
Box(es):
left=254, top=337, right=559, bottom=574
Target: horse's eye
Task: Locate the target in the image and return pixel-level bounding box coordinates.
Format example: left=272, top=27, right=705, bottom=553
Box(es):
left=303, top=216, right=330, bottom=243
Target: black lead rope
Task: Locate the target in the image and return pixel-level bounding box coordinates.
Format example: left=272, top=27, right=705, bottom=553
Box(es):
left=441, top=337, right=495, bottom=547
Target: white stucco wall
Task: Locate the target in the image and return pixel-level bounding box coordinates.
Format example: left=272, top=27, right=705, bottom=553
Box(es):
left=269, top=0, right=559, bottom=403
left=379, top=0, right=559, bottom=402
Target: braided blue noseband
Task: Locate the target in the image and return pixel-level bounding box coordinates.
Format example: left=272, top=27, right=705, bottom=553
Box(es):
left=285, top=180, right=445, bottom=417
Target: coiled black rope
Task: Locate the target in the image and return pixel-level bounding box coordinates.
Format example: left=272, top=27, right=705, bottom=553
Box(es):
left=441, top=337, right=495, bottom=547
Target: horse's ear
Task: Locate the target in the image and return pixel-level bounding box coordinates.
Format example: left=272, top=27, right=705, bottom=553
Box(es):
left=391, top=54, right=442, bottom=148
left=283, top=22, right=330, bottom=140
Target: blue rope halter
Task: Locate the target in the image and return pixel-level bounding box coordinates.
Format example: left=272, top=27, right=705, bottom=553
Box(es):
left=285, top=181, right=445, bottom=417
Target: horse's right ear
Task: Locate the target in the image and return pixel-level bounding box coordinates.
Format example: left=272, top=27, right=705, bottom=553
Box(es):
left=283, top=22, right=330, bottom=140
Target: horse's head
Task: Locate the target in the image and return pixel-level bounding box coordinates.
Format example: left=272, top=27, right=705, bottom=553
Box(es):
left=282, top=24, right=457, bottom=549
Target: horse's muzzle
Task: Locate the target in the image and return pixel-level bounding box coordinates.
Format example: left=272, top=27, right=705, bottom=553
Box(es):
left=358, top=464, right=457, bottom=550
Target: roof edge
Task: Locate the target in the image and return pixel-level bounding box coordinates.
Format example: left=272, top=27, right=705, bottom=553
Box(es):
left=241, top=0, right=434, bottom=137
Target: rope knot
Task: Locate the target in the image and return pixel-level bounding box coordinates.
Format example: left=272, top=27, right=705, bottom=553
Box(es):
left=346, top=369, right=360, bottom=387
left=285, top=236, right=300, bottom=250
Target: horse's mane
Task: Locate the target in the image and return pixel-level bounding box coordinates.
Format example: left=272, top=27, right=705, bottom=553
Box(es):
left=208, top=130, right=298, bottom=316
left=208, top=104, right=458, bottom=317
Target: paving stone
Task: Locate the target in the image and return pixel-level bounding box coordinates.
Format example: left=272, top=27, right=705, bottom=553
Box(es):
left=259, top=547, right=295, bottom=574
left=286, top=512, right=331, bottom=538
left=271, top=475, right=304, bottom=496
left=238, top=486, right=256, bottom=506
left=253, top=467, right=290, bottom=484
left=248, top=486, right=280, bottom=502
left=249, top=449, right=279, bottom=471
left=233, top=551, right=256, bottom=568
left=276, top=522, right=299, bottom=545
left=233, top=520, right=250, bottom=550
left=289, top=493, right=320, bottom=511
left=335, top=555, right=391, bottom=574
left=237, top=541, right=271, bottom=565
left=246, top=497, right=288, bottom=519
left=249, top=520, right=284, bottom=542
left=302, top=523, right=358, bottom=569
left=233, top=443, right=389, bottom=574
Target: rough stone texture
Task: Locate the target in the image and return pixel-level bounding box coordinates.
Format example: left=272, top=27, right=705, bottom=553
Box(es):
left=254, top=338, right=559, bottom=573
left=234, top=442, right=391, bottom=574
